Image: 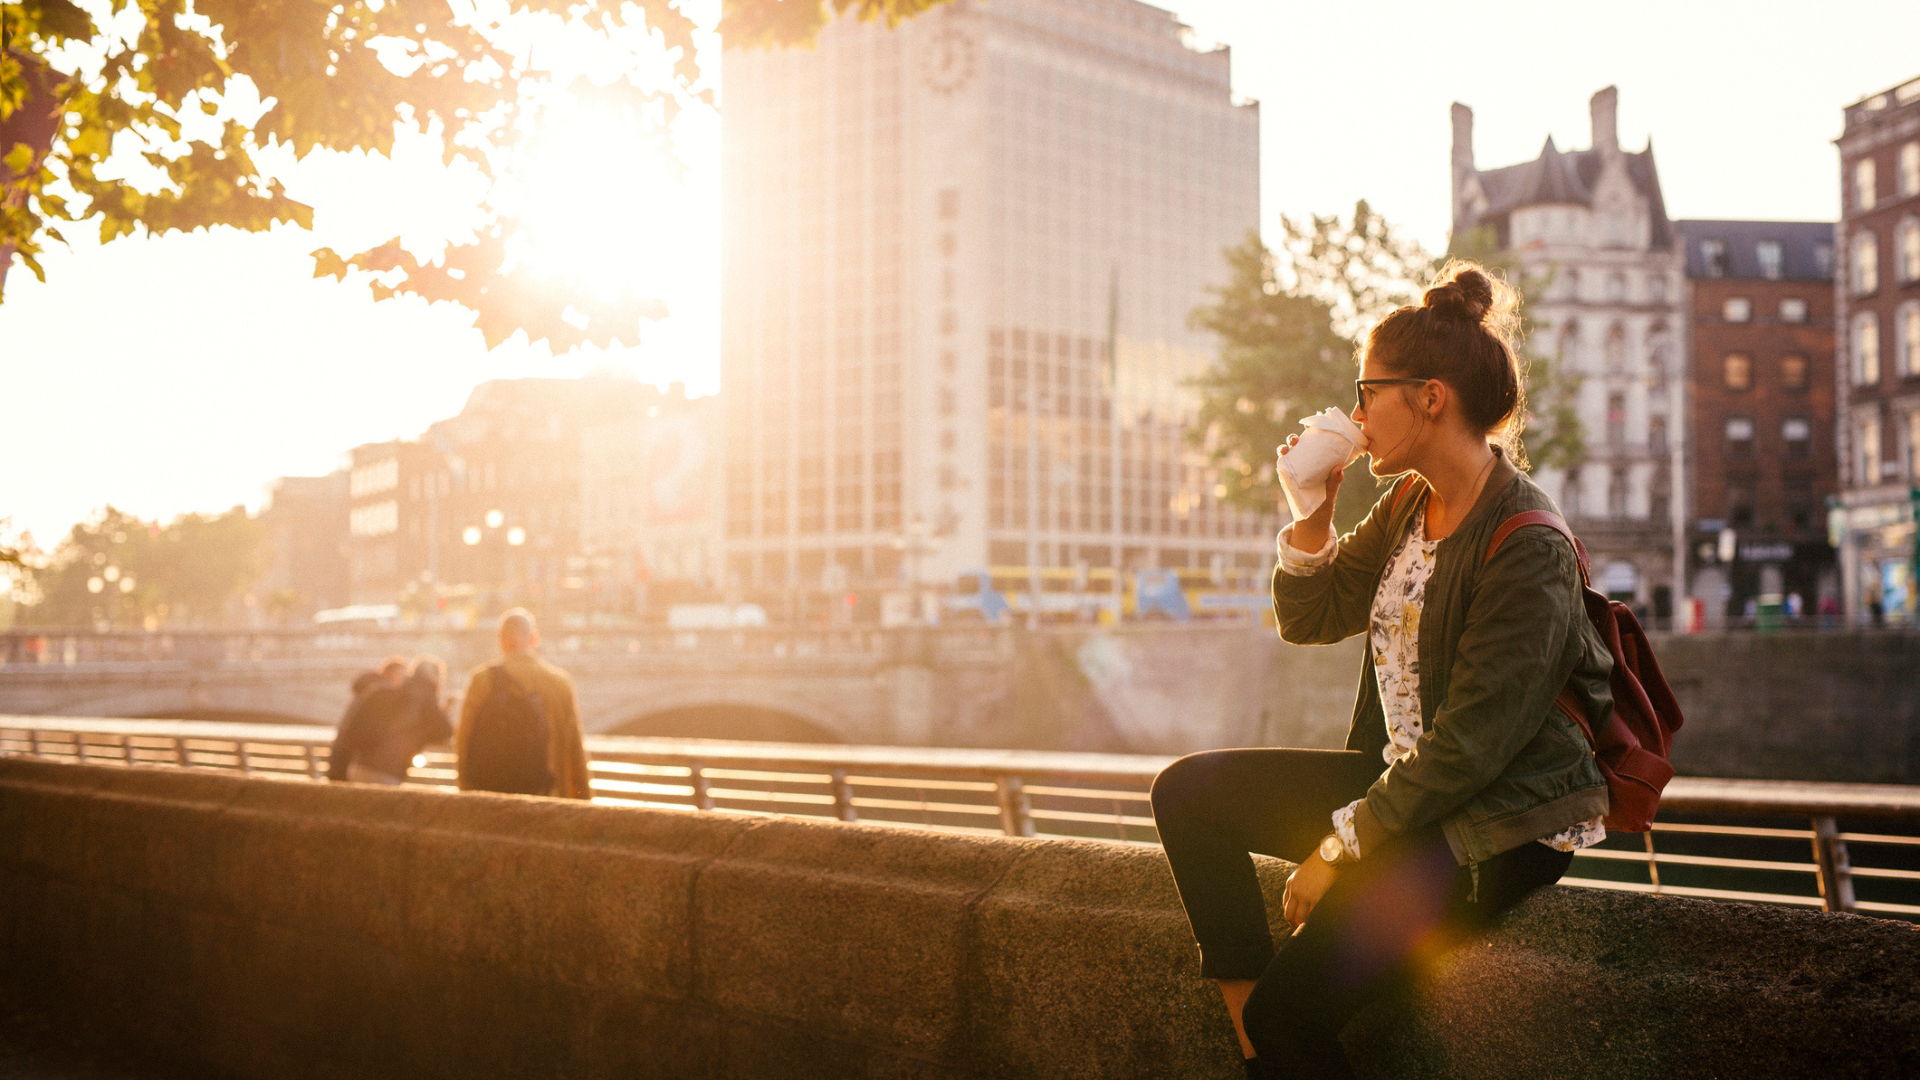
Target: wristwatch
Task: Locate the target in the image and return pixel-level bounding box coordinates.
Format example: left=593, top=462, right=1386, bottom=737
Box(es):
left=1318, top=833, right=1351, bottom=866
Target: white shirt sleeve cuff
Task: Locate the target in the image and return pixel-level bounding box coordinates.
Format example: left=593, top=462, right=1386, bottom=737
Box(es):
left=1276, top=523, right=1339, bottom=577
left=1330, top=799, right=1363, bottom=861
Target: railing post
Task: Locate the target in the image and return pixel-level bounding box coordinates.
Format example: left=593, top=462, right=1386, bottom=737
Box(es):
left=120, top=735, right=135, bottom=766
left=1643, top=831, right=1662, bottom=893
left=235, top=741, right=253, bottom=776
left=73, top=735, right=87, bottom=764
left=303, top=744, right=321, bottom=780
left=996, top=775, right=1035, bottom=838
left=688, top=762, right=714, bottom=811
left=28, top=729, right=42, bottom=758
left=830, top=768, right=858, bottom=823
left=173, top=736, right=190, bottom=768
left=1812, top=815, right=1856, bottom=913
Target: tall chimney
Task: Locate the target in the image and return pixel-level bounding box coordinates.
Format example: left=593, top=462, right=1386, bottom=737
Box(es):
left=1590, top=85, right=1619, bottom=156
left=1451, top=102, right=1475, bottom=224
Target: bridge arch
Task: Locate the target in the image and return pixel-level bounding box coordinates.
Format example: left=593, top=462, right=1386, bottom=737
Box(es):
left=41, top=685, right=342, bottom=728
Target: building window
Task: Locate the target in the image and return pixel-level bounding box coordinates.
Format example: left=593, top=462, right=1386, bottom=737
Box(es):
left=1725, top=416, right=1755, bottom=457
left=1853, top=311, right=1882, bottom=385
left=1900, top=218, right=1920, bottom=283
left=1781, top=354, right=1809, bottom=390
left=1723, top=353, right=1752, bottom=391
left=1779, top=297, right=1808, bottom=323
left=1722, top=297, right=1752, bottom=322
left=1605, top=273, right=1626, bottom=302
left=1856, top=412, right=1882, bottom=486
left=1815, top=243, right=1835, bottom=278
left=1607, top=467, right=1628, bottom=519
left=1756, top=241, right=1784, bottom=280
left=1649, top=415, right=1667, bottom=454
left=1908, top=410, right=1920, bottom=479
left=1856, top=158, right=1878, bottom=212
left=1905, top=143, right=1920, bottom=197
left=1783, top=417, right=1812, bottom=458
left=1853, top=231, right=1880, bottom=295
left=1607, top=392, right=1626, bottom=446
left=1726, top=480, right=1754, bottom=528
left=1900, top=302, right=1920, bottom=378
left=1700, top=240, right=1727, bottom=277
left=1648, top=274, right=1668, bottom=303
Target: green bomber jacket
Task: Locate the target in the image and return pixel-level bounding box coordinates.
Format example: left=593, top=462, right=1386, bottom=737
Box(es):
left=1271, top=448, right=1612, bottom=866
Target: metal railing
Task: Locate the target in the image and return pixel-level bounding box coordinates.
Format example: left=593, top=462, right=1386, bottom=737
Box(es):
left=3, top=715, right=1917, bottom=919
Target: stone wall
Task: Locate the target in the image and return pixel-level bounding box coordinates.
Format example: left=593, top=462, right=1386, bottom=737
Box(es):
left=3, top=759, right=1918, bottom=1079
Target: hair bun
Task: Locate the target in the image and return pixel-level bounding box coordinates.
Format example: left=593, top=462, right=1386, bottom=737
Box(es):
left=1422, top=268, right=1494, bottom=323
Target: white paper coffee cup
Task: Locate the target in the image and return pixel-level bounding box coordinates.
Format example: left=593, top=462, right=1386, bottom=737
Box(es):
left=1277, top=408, right=1369, bottom=521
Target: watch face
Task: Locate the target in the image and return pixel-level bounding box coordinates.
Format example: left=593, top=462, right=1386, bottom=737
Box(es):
left=1319, top=834, right=1343, bottom=863
left=923, top=26, right=976, bottom=95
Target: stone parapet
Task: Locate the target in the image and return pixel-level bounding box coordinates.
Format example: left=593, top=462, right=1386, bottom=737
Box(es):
left=0, top=758, right=1916, bottom=1079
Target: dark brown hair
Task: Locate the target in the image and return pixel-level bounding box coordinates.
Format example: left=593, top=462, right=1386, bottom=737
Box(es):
left=1362, top=260, right=1528, bottom=466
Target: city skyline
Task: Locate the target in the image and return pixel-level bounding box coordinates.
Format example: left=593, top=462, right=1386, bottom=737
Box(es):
left=4, top=1, right=1919, bottom=544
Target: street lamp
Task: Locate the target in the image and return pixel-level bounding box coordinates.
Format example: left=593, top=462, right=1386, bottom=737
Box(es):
left=461, top=510, right=528, bottom=609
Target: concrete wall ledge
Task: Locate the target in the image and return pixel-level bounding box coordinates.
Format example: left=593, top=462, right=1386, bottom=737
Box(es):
left=1, top=759, right=1915, bottom=1080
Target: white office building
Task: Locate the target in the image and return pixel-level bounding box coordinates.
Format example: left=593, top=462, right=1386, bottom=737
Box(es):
left=720, top=0, right=1273, bottom=600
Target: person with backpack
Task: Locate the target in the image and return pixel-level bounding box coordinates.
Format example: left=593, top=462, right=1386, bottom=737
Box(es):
left=454, top=609, right=593, bottom=799
left=328, top=657, right=454, bottom=785
left=1151, top=262, right=1678, bottom=1080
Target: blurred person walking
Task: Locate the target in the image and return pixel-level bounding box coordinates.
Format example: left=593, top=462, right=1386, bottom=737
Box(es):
left=328, top=657, right=455, bottom=786
left=455, top=609, right=593, bottom=799
left=1152, top=263, right=1614, bottom=1080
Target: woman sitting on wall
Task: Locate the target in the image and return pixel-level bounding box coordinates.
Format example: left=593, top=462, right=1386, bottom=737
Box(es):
left=1150, top=262, right=1613, bottom=1080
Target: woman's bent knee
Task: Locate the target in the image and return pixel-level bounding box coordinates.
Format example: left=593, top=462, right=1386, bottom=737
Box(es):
left=1150, top=749, right=1234, bottom=819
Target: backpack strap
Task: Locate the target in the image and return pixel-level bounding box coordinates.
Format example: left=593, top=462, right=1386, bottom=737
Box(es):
left=1484, top=509, right=1592, bottom=588
left=1387, top=473, right=1424, bottom=518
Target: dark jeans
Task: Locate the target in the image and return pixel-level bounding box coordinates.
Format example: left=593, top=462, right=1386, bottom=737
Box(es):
left=1150, top=748, right=1573, bottom=1079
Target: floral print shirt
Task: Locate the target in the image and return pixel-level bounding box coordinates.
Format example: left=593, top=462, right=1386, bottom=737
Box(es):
left=1325, top=503, right=1606, bottom=859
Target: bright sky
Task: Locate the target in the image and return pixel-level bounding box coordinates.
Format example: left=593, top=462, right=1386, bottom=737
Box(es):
left=3, top=0, right=1917, bottom=547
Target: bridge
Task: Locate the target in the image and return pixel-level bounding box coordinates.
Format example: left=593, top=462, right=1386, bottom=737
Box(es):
left=2, top=626, right=1918, bottom=781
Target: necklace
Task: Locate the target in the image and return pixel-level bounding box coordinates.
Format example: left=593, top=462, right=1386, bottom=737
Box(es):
left=1426, top=452, right=1497, bottom=540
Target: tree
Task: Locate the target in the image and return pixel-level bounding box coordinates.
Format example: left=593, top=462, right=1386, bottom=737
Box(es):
left=1188, top=202, right=1585, bottom=535
left=1, top=0, right=954, bottom=348
left=1186, top=232, right=1349, bottom=514
left=24, top=504, right=264, bottom=627
left=1189, top=203, right=1437, bottom=533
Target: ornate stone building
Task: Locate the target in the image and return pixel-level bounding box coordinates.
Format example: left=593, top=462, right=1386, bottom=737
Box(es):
left=1450, top=86, right=1686, bottom=617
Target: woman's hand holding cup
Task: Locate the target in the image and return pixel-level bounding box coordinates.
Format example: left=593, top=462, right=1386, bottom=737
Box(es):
left=1278, top=435, right=1343, bottom=553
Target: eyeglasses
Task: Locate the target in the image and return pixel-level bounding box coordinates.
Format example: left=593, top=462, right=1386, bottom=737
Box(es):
left=1354, top=378, right=1429, bottom=412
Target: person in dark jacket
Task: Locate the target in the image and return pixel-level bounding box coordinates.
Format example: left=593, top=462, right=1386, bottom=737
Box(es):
left=328, top=656, right=455, bottom=785
left=1151, top=263, right=1613, bottom=1080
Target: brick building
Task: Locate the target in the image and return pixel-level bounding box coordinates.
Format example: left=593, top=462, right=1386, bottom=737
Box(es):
left=1834, top=74, right=1920, bottom=625
left=256, top=472, right=351, bottom=622
left=1675, top=220, right=1837, bottom=623
left=344, top=439, right=445, bottom=607
left=339, top=374, right=714, bottom=621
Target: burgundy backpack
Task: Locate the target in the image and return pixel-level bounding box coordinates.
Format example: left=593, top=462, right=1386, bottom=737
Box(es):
left=1485, top=511, right=1684, bottom=832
